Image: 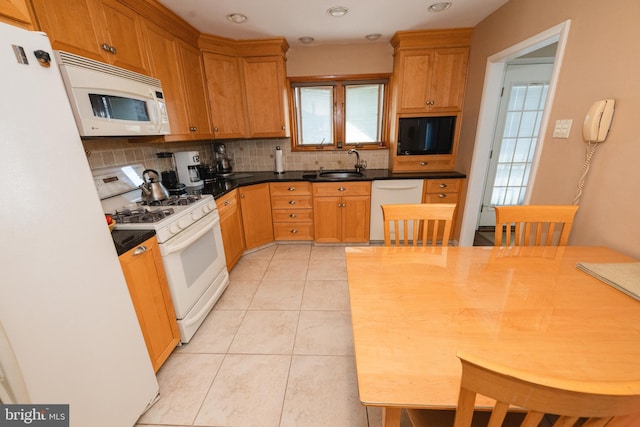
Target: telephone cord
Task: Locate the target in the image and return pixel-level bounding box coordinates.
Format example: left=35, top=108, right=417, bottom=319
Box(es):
left=573, top=141, right=599, bottom=205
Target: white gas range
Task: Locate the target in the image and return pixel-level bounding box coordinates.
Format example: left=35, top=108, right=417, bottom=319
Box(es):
left=93, top=164, right=229, bottom=343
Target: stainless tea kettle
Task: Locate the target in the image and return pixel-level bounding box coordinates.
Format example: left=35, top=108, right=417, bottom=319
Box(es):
left=139, top=169, right=170, bottom=202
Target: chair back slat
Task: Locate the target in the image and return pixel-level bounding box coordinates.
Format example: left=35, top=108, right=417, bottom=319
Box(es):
left=411, top=353, right=640, bottom=427
left=382, top=204, right=456, bottom=246
left=494, top=205, right=579, bottom=247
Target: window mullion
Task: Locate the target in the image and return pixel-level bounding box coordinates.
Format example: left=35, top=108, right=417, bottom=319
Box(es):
left=335, top=83, right=345, bottom=146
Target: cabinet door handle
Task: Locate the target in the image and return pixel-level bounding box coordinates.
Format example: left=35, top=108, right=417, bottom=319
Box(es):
left=438, top=194, right=447, bottom=198
left=338, top=203, right=346, bottom=208
left=281, top=126, right=286, bottom=131
left=290, top=229, right=298, bottom=234
left=109, top=46, right=117, bottom=54
left=224, top=200, right=230, bottom=205
left=214, top=127, right=219, bottom=132
left=338, top=187, right=346, bottom=192
left=289, top=200, right=296, bottom=205
left=190, top=126, right=197, bottom=132
left=439, top=183, right=448, bottom=188
left=420, top=162, right=428, bottom=166
left=133, top=245, right=147, bottom=255
left=101, top=43, right=110, bottom=52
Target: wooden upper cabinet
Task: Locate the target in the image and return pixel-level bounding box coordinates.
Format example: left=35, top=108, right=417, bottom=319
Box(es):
left=199, top=36, right=290, bottom=140
left=175, top=40, right=213, bottom=139
left=242, top=56, right=289, bottom=138
left=0, top=0, right=35, bottom=29
left=141, top=19, right=190, bottom=138
left=202, top=52, right=248, bottom=139
left=31, top=0, right=147, bottom=74
left=394, top=47, right=469, bottom=113
left=391, top=29, right=472, bottom=114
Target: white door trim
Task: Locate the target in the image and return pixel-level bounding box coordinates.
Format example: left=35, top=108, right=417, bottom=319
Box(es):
left=459, top=19, right=572, bottom=246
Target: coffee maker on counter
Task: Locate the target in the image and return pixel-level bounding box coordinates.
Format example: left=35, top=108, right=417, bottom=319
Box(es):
left=213, top=143, right=233, bottom=177
left=156, top=152, right=187, bottom=195
left=174, top=151, right=203, bottom=188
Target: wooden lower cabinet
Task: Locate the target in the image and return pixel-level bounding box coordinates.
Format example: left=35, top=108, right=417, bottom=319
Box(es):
left=270, top=182, right=313, bottom=241
left=119, top=235, right=179, bottom=372
left=238, top=183, right=274, bottom=249
left=423, top=178, right=464, bottom=241
left=216, top=189, right=245, bottom=270
left=313, top=182, right=371, bottom=243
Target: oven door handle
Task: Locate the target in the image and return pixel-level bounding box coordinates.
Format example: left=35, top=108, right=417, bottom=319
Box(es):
left=164, top=214, right=217, bottom=255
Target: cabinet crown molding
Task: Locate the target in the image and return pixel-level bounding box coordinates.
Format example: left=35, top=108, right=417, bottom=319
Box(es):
left=199, top=34, right=289, bottom=57
left=391, top=28, right=473, bottom=50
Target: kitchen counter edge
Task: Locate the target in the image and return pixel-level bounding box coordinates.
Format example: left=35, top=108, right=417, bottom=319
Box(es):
left=203, top=169, right=466, bottom=199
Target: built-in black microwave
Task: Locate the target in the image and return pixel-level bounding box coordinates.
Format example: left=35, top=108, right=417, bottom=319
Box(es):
left=397, top=116, right=456, bottom=155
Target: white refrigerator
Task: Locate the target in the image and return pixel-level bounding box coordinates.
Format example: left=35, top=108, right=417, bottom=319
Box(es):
left=0, top=22, right=159, bottom=426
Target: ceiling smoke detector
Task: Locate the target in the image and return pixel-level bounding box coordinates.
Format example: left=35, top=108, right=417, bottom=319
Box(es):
left=226, top=13, right=248, bottom=24
left=327, top=6, right=349, bottom=17
left=428, top=2, right=452, bottom=12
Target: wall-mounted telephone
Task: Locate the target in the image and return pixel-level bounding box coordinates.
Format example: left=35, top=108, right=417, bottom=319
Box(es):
left=583, top=99, right=615, bottom=142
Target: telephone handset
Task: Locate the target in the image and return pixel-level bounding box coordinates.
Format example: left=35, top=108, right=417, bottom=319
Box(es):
left=583, top=99, right=615, bottom=142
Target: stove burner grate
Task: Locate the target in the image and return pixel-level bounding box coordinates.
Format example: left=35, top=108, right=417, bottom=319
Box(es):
left=111, top=207, right=175, bottom=224
left=138, top=194, right=201, bottom=207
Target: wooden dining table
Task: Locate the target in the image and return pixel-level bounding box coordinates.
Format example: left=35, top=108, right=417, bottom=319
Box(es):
left=345, top=245, right=640, bottom=427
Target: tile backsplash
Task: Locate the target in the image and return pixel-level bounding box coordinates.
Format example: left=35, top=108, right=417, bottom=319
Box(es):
left=83, top=138, right=389, bottom=172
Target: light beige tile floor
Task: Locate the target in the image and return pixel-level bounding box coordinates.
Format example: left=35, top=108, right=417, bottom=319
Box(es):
left=135, top=243, right=413, bottom=427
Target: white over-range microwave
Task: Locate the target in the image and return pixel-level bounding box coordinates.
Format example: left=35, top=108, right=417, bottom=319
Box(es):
left=55, top=51, right=170, bottom=137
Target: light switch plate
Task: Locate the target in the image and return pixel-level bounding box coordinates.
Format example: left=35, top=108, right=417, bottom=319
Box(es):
left=553, top=119, right=573, bottom=138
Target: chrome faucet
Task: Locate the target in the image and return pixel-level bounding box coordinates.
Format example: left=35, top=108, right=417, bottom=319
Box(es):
left=348, top=149, right=366, bottom=172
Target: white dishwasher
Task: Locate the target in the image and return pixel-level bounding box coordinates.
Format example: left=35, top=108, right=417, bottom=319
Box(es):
left=369, top=179, right=424, bottom=241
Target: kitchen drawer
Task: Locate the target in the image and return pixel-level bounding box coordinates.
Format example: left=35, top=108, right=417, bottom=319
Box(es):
left=272, top=209, right=314, bottom=223
left=393, top=155, right=454, bottom=172
left=312, top=181, right=371, bottom=197
left=216, top=189, right=239, bottom=220
left=424, top=192, right=460, bottom=204
left=425, top=178, right=463, bottom=193
left=273, top=223, right=314, bottom=240
left=271, top=195, right=313, bottom=210
left=270, top=182, right=312, bottom=196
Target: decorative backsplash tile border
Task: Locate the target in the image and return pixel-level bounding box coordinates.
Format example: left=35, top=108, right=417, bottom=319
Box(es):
left=82, top=138, right=389, bottom=173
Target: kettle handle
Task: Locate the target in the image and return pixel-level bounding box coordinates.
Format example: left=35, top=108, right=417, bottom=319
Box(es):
left=142, top=169, right=160, bottom=182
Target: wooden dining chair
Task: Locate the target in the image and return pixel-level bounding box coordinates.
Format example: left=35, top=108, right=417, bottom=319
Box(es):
left=382, top=203, right=456, bottom=246
left=407, top=352, right=640, bottom=427
left=494, top=205, right=579, bottom=247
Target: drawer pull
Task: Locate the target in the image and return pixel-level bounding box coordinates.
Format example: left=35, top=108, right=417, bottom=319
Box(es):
left=420, top=162, right=427, bottom=166
left=289, top=200, right=296, bottom=205
left=439, top=183, right=448, bottom=188
left=288, top=187, right=296, bottom=191
left=338, top=187, right=346, bottom=192
left=133, top=245, right=147, bottom=255
left=438, top=194, right=447, bottom=198
left=290, top=229, right=298, bottom=234
left=290, top=214, right=297, bottom=218
left=224, top=200, right=230, bottom=205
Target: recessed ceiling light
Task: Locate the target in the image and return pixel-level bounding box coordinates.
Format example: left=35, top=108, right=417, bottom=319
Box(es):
left=327, top=6, right=349, bottom=17
left=226, top=13, right=248, bottom=24
left=299, top=36, right=315, bottom=44
left=365, top=33, right=382, bottom=41
left=428, top=2, right=452, bottom=12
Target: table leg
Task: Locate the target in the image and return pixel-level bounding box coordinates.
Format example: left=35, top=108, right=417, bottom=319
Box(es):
left=382, top=407, right=402, bottom=427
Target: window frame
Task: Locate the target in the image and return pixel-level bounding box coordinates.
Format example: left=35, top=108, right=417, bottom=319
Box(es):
left=288, top=74, right=391, bottom=152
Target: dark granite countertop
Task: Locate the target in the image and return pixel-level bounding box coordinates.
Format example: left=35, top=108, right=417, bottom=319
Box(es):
left=112, top=229, right=156, bottom=256
left=199, top=169, right=466, bottom=199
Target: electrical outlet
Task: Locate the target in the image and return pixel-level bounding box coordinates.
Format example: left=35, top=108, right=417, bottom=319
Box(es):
left=553, top=119, right=573, bottom=138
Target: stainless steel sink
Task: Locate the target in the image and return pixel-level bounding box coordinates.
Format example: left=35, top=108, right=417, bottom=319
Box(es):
left=317, top=170, right=364, bottom=179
